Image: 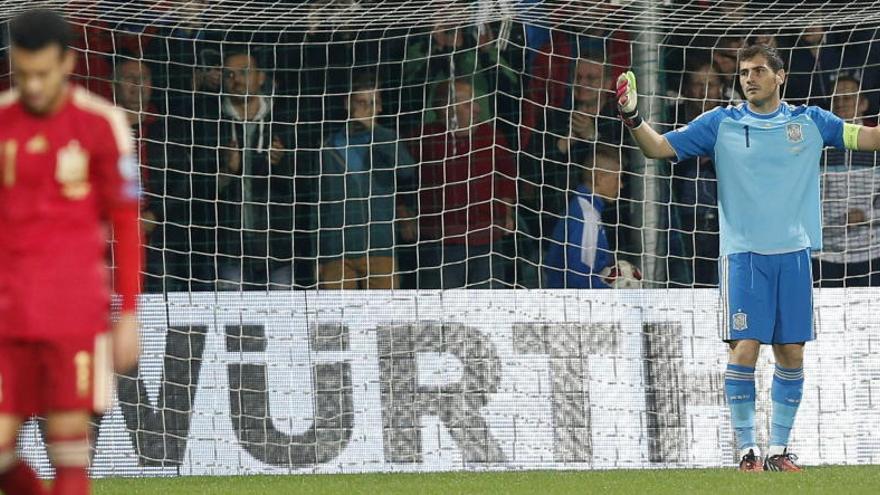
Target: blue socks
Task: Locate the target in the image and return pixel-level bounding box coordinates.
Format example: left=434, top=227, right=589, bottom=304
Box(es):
left=725, top=364, right=757, bottom=451
left=770, top=365, right=804, bottom=450
left=726, top=363, right=805, bottom=455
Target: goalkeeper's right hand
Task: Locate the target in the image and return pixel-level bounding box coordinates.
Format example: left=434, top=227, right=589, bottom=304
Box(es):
left=616, top=70, right=643, bottom=129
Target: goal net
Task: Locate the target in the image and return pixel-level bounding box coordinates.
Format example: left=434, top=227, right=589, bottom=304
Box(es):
left=4, top=0, right=880, bottom=476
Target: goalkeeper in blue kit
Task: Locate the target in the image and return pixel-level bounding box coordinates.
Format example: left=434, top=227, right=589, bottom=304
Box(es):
left=617, top=44, right=880, bottom=471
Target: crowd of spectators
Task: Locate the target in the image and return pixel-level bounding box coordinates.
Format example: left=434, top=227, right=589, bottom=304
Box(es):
left=3, top=12, right=878, bottom=290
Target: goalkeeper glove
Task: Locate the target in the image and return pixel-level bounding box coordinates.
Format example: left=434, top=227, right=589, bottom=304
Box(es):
left=616, top=70, right=643, bottom=129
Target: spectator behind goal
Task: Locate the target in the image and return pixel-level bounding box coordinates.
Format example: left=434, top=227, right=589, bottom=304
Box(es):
left=317, top=72, right=418, bottom=289
left=113, top=57, right=182, bottom=292
left=192, top=49, right=296, bottom=290
left=669, top=61, right=723, bottom=287
left=399, top=22, right=518, bottom=133
left=813, top=73, right=880, bottom=286
left=412, top=78, right=517, bottom=288
left=521, top=54, right=621, bottom=245
left=544, top=145, right=632, bottom=288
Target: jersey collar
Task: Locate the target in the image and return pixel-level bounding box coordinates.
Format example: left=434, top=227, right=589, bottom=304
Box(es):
left=742, top=101, right=784, bottom=119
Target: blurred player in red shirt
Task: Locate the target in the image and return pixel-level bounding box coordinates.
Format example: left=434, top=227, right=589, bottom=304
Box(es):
left=0, top=10, right=141, bottom=495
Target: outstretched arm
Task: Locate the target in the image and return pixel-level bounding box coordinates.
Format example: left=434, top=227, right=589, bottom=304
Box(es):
left=629, top=118, right=678, bottom=159
left=616, top=71, right=677, bottom=160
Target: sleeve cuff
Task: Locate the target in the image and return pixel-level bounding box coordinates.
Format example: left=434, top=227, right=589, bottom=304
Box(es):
left=843, top=123, right=862, bottom=150
left=661, top=134, right=683, bottom=163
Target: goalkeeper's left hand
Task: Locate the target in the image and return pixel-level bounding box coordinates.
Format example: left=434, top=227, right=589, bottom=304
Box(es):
left=616, top=70, right=643, bottom=129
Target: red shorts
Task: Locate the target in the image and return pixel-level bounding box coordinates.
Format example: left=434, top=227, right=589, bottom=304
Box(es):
left=0, top=333, right=113, bottom=417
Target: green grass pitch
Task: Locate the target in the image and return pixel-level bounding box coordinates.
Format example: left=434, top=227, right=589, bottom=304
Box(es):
left=92, top=466, right=880, bottom=495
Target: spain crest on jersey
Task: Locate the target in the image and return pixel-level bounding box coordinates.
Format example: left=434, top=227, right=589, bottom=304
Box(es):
left=56, top=139, right=91, bottom=200
left=786, top=123, right=804, bottom=143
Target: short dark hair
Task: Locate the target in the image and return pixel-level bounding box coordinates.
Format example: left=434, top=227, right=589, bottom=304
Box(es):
left=223, top=49, right=261, bottom=69
left=738, top=44, right=785, bottom=72
left=350, top=71, right=378, bottom=93
left=112, top=55, right=151, bottom=84
left=582, top=144, right=622, bottom=184
left=593, top=143, right=622, bottom=167
left=9, top=9, right=71, bottom=52
left=835, top=71, right=862, bottom=87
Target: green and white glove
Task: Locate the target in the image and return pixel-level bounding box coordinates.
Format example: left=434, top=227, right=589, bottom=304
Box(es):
left=616, top=70, right=643, bottom=129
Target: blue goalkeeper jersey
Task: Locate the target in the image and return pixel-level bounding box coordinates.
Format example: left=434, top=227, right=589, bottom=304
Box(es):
left=664, top=102, right=846, bottom=256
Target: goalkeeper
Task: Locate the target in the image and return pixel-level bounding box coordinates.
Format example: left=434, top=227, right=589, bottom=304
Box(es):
left=617, top=44, right=880, bottom=472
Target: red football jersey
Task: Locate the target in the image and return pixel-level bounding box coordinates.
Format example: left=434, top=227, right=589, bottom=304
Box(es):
left=0, top=86, right=141, bottom=340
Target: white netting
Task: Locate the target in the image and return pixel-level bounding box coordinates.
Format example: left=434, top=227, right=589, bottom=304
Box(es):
left=4, top=0, right=880, bottom=476
left=1, top=0, right=876, bottom=289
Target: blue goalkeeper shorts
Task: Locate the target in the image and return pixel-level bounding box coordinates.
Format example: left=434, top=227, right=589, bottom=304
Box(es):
left=719, top=249, right=814, bottom=344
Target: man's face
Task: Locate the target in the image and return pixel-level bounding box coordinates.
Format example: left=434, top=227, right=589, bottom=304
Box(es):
left=574, top=59, right=605, bottom=113
left=449, top=82, right=479, bottom=129
left=739, top=56, right=783, bottom=106
left=348, top=88, right=381, bottom=125
left=223, top=53, right=265, bottom=96
left=686, top=66, right=723, bottom=101
left=115, top=60, right=153, bottom=112
left=11, top=44, right=74, bottom=115
left=832, top=79, right=866, bottom=120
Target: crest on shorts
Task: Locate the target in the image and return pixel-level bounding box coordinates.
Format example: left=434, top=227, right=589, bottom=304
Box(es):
left=56, top=139, right=90, bottom=199
left=732, top=311, right=749, bottom=331
left=786, top=123, right=804, bottom=143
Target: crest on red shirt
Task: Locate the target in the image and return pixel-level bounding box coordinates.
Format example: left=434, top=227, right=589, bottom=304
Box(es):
left=25, top=134, right=48, bottom=154
left=56, top=139, right=91, bottom=200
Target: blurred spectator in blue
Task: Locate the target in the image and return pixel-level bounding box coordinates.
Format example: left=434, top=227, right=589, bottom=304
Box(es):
left=813, top=73, right=880, bottom=287
left=544, top=144, right=622, bottom=288
left=669, top=61, right=723, bottom=287
left=317, top=72, right=417, bottom=289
